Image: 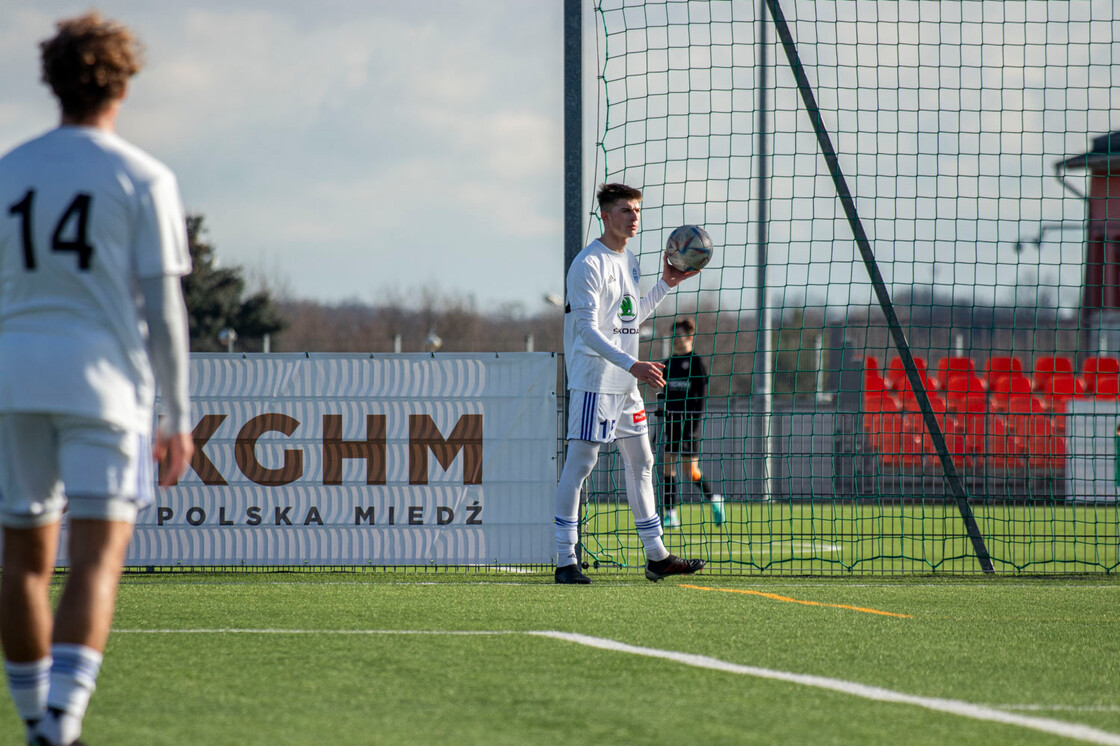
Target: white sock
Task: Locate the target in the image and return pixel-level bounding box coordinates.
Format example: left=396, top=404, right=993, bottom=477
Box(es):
left=40, top=643, right=102, bottom=746
left=640, top=531, right=670, bottom=562
left=555, top=440, right=599, bottom=567
left=554, top=516, right=579, bottom=568
left=617, top=436, right=669, bottom=561
left=5, top=657, right=50, bottom=728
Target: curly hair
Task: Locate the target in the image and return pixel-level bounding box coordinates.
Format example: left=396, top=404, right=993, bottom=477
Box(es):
left=40, top=12, right=144, bottom=120
left=596, top=183, right=642, bottom=211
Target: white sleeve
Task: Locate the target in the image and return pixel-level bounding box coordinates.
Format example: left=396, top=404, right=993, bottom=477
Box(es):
left=132, top=168, right=191, bottom=279
left=567, top=260, right=638, bottom=373
left=638, top=278, right=670, bottom=323
left=139, top=275, right=191, bottom=435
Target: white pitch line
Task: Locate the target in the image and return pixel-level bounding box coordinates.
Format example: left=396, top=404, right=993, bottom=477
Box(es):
left=530, top=631, right=1120, bottom=746
left=991, top=705, right=1120, bottom=713
left=114, top=629, right=517, bottom=635
left=111, top=627, right=1120, bottom=744
left=744, top=541, right=843, bottom=554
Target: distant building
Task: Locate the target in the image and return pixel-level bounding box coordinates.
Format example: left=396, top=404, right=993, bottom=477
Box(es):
left=1057, top=130, right=1120, bottom=356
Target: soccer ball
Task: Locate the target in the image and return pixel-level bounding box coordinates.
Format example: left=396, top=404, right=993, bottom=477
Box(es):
left=665, top=225, right=714, bottom=271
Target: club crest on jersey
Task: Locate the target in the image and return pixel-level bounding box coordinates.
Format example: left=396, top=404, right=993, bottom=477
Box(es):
left=618, top=294, right=637, bottom=322
left=633, top=409, right=647, bottom=424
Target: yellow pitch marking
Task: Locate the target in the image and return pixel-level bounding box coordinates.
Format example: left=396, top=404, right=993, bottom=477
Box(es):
left=680, top=584, right=912, bottom=618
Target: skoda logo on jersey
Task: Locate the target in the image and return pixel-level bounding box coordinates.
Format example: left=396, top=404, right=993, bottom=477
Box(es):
left=618, top=294, right=637, bottom=322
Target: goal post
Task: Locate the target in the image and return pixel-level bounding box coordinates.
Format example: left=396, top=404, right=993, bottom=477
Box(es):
left=575, top=0, right=1120, bottom=574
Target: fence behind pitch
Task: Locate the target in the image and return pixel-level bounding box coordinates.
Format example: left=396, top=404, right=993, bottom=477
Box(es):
left=580, top=0, right=1120, bottom=573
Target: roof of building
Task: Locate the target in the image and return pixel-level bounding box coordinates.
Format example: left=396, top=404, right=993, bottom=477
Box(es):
left=1059, top=130, right=1120, bottom=172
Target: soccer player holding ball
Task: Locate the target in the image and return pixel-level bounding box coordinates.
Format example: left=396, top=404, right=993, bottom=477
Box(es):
left=554, top=183, right=706, bottom=583
left=0, top=14, right=193, bottom=745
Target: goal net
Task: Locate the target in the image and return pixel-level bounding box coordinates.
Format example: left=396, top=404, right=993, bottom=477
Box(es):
left=580, top=0, right=1120, bottom=573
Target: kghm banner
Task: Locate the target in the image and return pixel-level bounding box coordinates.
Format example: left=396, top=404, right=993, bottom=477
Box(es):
left=121, top=353, right=557, bottom=566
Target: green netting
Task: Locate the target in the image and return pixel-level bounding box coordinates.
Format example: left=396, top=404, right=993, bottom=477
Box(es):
left=581, top=0, right=1120, bottom=574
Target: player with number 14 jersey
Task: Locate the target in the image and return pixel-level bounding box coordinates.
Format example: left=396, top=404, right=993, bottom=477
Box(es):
left=0, top=126, right=191, bottom=431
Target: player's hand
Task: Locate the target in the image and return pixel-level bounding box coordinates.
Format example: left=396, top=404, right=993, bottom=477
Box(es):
left=630, top=360, right=666, bottom=388
left=154, top=431, right=194, bottom=486
left=661, top=253, right=700, bottom=288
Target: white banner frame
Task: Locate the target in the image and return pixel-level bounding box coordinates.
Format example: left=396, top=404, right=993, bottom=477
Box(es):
left=51, top=353, right=559, bottom=566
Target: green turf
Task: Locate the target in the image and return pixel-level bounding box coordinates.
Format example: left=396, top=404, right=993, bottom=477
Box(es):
left=584, top=501, right=1120, bottom=574
left=1, top=572, right=1118, bottom=745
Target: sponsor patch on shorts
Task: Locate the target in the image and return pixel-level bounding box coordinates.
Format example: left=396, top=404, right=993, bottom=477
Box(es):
left=633, top=409, right=647, bottom=424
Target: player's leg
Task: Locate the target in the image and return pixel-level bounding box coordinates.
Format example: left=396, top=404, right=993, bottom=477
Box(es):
left=35, top=518, right=133, bottom=745
left=555, top=391, right=604, bottom=584
left=0, top=414, right=65, bottom=743
left=615, top=392, right=704, bottom=580
left=34, top=418, right=146, bottom=746
left=555, top=440, right=598, bottom=582
left=660, top=421, right=681, bottom=527
left=1, top=525, right=59, bottom=742
left=683, top=418, right=724, bottom=526
left=682, top=454, right=709, bottom=497
left=615, top=434, right=669, bottom=559
left=615, top=433, right=706, bottom=580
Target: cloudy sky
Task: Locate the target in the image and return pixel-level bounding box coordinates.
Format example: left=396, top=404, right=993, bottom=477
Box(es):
left=0, top=1, right=570, bottom=313
left=3, top=0, right=1117, bottom=321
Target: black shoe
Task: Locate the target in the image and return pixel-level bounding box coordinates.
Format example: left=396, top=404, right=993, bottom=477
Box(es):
left=645, top=554, right=705, bottom=581
left=554, top=564, right=592, bottom=584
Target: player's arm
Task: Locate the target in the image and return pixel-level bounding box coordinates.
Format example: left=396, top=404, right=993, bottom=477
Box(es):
left=660, top=253, right=700, bottom=287
left=140, top=275, right=193, bottom=485
left=638, top=254, right=699, bottom=323
left=638, top=277, right=670, bottom=323
left=133, top=167, right=194, bottom=484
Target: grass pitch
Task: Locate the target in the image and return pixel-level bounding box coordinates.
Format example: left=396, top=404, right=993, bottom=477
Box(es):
left=585, top=501, right=1120, bottom=574
left=1, top=571, right=1118, bottom=745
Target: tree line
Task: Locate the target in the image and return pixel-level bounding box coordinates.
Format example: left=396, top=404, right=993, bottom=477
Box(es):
left=184, top=214, right=563, bottom=354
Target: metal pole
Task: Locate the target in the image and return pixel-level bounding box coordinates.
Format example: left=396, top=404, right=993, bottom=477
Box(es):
left=564, top=0, right=583, bottom=280
left=754, top=0, right=773, bottom=501
left=563, top=0, right=582, bottom=565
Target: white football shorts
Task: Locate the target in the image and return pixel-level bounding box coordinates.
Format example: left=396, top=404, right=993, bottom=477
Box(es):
left=0, top=414, right=154, bottom=528
left=567, top=389, right=649, bottom=443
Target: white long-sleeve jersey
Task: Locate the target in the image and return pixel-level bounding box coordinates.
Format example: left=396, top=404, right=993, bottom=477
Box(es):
left=563, top=239, right=669, bottom=394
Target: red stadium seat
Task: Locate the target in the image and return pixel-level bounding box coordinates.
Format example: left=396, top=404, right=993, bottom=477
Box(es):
left=942, top=371, right=986, bottom=401
left=1032, top=372, right=1085, bottom=427
left=864, top=356, right=885, bottom=393
left=988, top=372, right=1034, bottom=413
left=1002, top=396, right=1065, bottom=473
left=984, top=355, right=1024, bottom=391
left=985, top=412, right=1026, bottom=471
left=1033, top=355, right=1074, bottom=376
left=1080, top=356, right=1120, bottom=399
left=862, top=357, right=903, bottom=467
left=863, top=389, right=903, bottom=468
left=885, top=356, right=931, bottom=392
left=934, top=356, right=978, bottom=391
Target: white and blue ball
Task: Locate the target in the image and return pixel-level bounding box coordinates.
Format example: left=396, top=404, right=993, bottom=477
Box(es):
left=665, top=225, right=714, bottom=271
